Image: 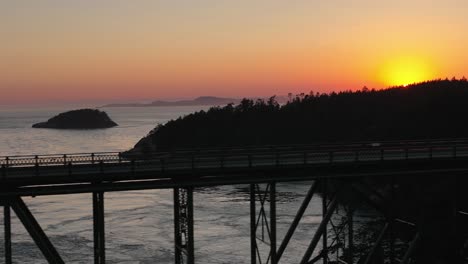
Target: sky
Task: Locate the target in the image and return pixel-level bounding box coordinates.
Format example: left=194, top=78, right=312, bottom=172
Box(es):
left=1, top=0, right=468, bottom=105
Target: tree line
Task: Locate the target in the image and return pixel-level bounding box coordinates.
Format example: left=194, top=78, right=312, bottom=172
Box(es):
left=133, top=78, right=468, bottom=151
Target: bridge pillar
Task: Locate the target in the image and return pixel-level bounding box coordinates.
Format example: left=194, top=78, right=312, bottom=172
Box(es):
left=322, top=179, right=328, bottom=264
left=277, top=181, right=319, bottom=262
left=270, top=182, right=277, bottom=264
left=300, top=195, right=338, bottom=264
left=389, top=176, right=396, bottom=264
left=4, top=204, right=12, bottom=264
left=93, top=192, right=105, bottom=264
left=174, top=187, right=195, bottom=264
left=174, top=188, right=181, bottom=264
left=250, top=184, right=257, bottom=264
left=347, top=207, right=354, bottom=264
left=249, top=183, right=277, bottom=264
left=451, top=175, right=463, bottom=263
left=9, top=196, right=64, bottom=263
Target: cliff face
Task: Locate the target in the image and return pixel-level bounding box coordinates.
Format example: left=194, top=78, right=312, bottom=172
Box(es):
left=32, top=109, right=118, bottom=129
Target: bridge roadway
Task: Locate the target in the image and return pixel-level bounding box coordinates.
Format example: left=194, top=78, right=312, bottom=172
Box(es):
left=2, top=139, right=468, bottom=196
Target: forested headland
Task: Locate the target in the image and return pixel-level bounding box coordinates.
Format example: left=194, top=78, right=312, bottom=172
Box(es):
left=128, top=78, right=468, bottom=262
left=132, top=78, right=468, bottom=152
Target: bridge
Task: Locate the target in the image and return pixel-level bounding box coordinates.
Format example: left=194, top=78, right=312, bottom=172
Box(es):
left=1, top=139, right=468, bottom=263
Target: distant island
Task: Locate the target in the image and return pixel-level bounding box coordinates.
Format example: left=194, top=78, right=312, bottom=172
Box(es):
left=102, top=96, right=241, bottom=107
left=128, top=78, right=468, bottom=153
left=32, top=109, right=118, bottom=129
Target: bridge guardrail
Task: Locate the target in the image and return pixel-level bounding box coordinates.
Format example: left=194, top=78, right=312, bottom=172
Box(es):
left=148, top=137, right=468, bottom=155
left=3, top=137, right=468, bottom=160
left=1, top=143, right=467, bottom=167
left=1, top=141, right=468, bottom=180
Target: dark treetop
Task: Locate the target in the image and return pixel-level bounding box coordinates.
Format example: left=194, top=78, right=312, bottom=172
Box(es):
left=32, top=109, right=118, bottom=129
left=130, top=78, right=468, bottom=153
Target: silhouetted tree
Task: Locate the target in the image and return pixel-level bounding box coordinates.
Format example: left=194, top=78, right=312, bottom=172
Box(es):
left=133, top=78, right=468, bottom=151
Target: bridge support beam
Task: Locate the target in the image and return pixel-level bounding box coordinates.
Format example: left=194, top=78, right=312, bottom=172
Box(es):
left=401, top=232, right=420, bottom=264
left=174, top=188, right=181, bottom=264
left=93, top=192, right=105, bottom=264
left=174, top=187, right=195, bottom=264
left=250, top=184, right=257, bottom=264
left=277, top=181, right=318, bottom=262
left=9, top=196, right=64, bottom=264
left=300, top=195, right=338, bottom=264
left=4, top=204, right=12, bottom=264
left=269, top=182, right=277, bottom=264
left=362, top=223, right=388, bottom=264
left=249, top=183, right=277, bottom=264
left=347, top=207, right=354, bottom=264
left=452, top=175, right=461, bottom=262
left=322, top=179, right=329, bottom=264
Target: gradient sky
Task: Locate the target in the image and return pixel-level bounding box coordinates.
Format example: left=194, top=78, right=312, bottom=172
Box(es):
left=1, top=1, right=467, bottom=105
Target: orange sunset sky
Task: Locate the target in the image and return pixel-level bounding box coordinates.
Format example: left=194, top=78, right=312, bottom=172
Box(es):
left=1, top=1, right=467, bottom=105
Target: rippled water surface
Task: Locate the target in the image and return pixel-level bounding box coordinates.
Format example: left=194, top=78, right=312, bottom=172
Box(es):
left=0, top=106, right=330, bottom=263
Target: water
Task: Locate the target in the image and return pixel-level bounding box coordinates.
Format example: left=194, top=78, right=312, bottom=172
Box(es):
left=0, top=106, right=212, bottom=155
left=0, top=106, right=329, bottom=263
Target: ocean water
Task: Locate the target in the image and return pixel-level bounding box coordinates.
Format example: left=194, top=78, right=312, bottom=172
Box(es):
left=0, top=106, right=328, bottom=264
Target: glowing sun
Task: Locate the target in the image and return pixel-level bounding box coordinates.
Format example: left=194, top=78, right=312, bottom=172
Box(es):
left=379, top=56, right=433, bottom=87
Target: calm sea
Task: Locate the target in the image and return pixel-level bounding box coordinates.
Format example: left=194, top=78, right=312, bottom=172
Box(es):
left=0, top=106, right=324, bottom=264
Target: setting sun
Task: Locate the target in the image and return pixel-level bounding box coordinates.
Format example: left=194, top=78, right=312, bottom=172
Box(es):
left=379, top=56, right=434, bottom=87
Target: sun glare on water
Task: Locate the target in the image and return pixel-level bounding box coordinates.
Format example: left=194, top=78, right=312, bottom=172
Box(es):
left=379, top=56, right=433, bottom=87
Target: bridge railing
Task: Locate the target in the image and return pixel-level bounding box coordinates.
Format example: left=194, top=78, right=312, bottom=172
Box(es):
left=0, top=152, right=125, bottom=167
left=2, top=141, right=468, bottom=177
left=152, top=137, right=468, bottom=156
left=0, top=138, right=468, bottom=161
left=158, top=142, right=467, bottom=161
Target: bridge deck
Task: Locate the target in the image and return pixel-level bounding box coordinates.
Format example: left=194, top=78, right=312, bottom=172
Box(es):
left=2, top=140, right=468, bottom=196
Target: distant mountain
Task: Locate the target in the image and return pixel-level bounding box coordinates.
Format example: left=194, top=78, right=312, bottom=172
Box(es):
left=102, top=96, right=241, bottom=107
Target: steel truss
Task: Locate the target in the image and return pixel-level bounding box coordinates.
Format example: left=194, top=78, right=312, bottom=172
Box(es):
left=0, top=175, right=463, bottom=263
left=93, top=191, right=105, bottom=264
left=4, top=204, right=11, bottom=264
left=2, top=196, right=64, bottom=264
left=326, top=205, right=355, bottom=264
left=174, top=187, right=195, bottom=264
left=249, top=180, right=343, bottom=264
left=249, top=183, right=277, bottom=264
left=0, top=194, right=108, bottom=264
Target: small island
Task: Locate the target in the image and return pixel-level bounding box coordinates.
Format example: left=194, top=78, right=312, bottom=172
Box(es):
left=32, top=109, right=118, bottom=129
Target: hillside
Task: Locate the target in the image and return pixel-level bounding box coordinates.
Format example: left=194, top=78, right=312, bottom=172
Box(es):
left=130, top=78, right=468, bottom=152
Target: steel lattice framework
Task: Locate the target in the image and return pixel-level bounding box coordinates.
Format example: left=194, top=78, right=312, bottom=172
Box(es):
left=1, top=139, right=468, bottom=263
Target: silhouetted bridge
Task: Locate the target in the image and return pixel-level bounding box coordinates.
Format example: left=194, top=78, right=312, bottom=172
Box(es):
left=1, top=139, right=468, bottom=263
